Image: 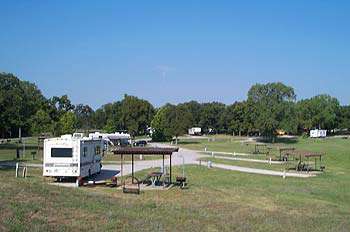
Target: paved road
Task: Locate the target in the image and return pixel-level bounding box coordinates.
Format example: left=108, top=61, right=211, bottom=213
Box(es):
left=203, top=154, right=284, bottom=164
left=200, top=161, right=315, bottom=178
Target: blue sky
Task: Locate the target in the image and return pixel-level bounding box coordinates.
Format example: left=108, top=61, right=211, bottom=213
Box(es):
left=1, top=1, right=349, bottom=108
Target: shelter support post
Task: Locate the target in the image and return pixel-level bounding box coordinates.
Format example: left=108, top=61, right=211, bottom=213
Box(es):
left=121, top=154, right=123, bottom=179
left=132, top=154, right=134, bottom=184
left=170, top=155, right=172, bottom=183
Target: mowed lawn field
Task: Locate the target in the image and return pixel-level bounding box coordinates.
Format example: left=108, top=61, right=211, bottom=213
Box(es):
left=0, top=137, right=350, bottom=231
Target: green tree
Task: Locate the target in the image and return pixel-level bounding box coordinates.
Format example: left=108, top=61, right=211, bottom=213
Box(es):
left=29, top=109, right=54, bottom=135
left=92, top=108, right=107, bottom=129
left=199, top=102, right=226, bottom=133
left=339, top=105, right=350, bottom=130
left=179, top=101, right=202, bottom=126
left=297, top=94, right=340, bottom=131
left=58, top=112, right=77, bottom=135
left=0, top=73, right=46, bottom=137
left=221, top=101, right=252, bottom=136
left=120, top=95, right=155, bottom=136
left=74, top=104, right=94, bottom=130
left=247, top=82, right=296, bottom=140
left=151, top=104, right=192, bottom=142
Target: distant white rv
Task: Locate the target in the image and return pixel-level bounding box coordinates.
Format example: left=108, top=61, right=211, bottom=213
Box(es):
left=89, top=132, right=131, bottom=147
left=310, top=129, right=327, bottom=138
left=43, top=133, right=103, bottom=180
left=188, top=127, right=202, bottom=136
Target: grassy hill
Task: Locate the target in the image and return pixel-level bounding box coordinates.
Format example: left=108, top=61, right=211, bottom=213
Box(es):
left=0, top=137, right=349, bottom=231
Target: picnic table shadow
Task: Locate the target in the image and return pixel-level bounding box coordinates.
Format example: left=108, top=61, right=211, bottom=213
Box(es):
left=256, top=137, right=298, bottom=144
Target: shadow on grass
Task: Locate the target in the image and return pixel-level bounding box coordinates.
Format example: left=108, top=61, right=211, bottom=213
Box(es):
left=0, top=144, right=38, bottom=150
left=0, top=165, right=15, bottom=170
left=176, top=141, right=201, bottom=145
left=256, top=137, right=298, bottom=144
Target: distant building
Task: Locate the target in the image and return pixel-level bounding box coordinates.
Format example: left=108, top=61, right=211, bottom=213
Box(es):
left=188, top=127, right=202, bottom=136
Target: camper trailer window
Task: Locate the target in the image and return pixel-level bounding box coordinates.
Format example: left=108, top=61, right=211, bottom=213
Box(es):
left=83, top=147, right=88, bottom=157
left=51, top=148, right=72, bottom=158
left=95, top=146, right=101, bottom=155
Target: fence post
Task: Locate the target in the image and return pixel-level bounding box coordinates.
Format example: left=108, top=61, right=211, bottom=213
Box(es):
left=23, top=140, right=25, bottom=157
left=22, top=166, right=27, bottom=178
left=207, top=161, right=212, bottom=168
left=15, top=163, right=19, bottom=178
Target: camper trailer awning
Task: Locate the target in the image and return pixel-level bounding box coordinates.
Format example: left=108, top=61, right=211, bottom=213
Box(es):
left=112, top=147, right=179, bottom=155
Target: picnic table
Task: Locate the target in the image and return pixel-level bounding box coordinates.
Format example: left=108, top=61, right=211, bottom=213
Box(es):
left=148, top=172, right=163, bottom=186
left=253, top=144, right=272, bottom=155
left=288, top=150, right=325, bottom=172
left=278, top=147, right=295, bottom=161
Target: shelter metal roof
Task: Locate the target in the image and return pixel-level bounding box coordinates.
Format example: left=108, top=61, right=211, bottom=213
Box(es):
left=113, top=147, right=179, bottom=155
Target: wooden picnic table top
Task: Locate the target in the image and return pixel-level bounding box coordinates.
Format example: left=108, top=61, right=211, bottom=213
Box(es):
left=148, top=172, right=163, bottom=177
left=289, top=150, right=325, bottom=158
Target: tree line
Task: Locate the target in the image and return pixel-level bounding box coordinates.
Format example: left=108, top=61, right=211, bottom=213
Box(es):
left=1, top=72, right=349, bottom=140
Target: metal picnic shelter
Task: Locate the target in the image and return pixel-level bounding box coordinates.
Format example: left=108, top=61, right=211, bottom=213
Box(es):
left=113, top=147, right=179, bottom=183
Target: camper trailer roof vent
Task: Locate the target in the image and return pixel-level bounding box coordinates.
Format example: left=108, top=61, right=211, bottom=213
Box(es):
left=73, top=133, right=84, bottom=139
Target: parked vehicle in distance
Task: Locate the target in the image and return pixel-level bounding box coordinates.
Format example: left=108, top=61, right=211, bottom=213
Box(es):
left=188, top=127, right=202, bottom=136
left=133, top=140, right=147, bottom=147
left=310, top=129, right=327, bottom=138
left=43, top=133, right=104, bottom=181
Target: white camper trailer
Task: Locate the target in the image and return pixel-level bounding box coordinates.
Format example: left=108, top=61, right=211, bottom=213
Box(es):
left=310, top=129, right=327, bottom=138
left=89, top=132, right=131, bottom=148
left=43, top=134, right=103, bottom=180
left=188, top=127, right=202, bottom=136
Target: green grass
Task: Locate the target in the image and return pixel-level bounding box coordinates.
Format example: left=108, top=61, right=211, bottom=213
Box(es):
left=1, top=137, right=350, bottom=231
left=177, top=136, right=263, bottom=154
left=0, top=137, right=43, bottom=164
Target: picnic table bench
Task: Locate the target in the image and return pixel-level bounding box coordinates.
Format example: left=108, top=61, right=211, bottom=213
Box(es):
left=278, top=147, right=296, bottom=161
left=123, top=176, right=140, bottom=194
